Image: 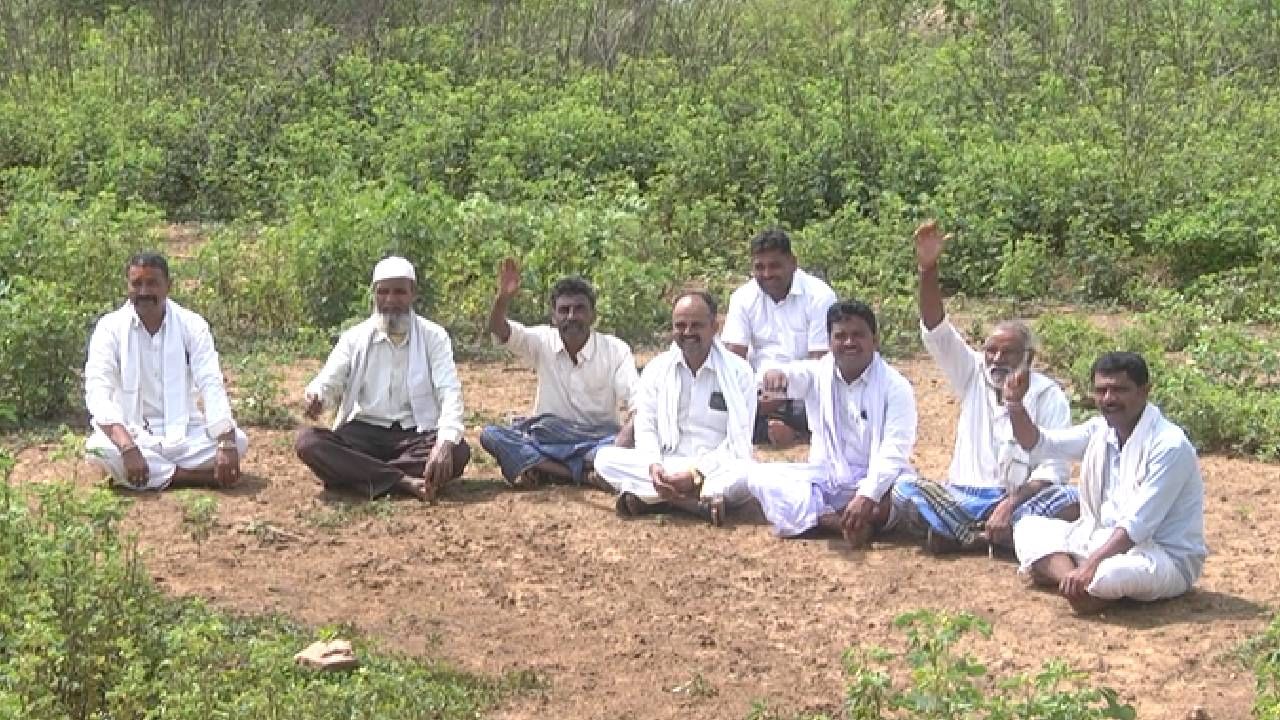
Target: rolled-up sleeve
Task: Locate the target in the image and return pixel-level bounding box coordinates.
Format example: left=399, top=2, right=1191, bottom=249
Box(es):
left=859, top=376, right=918, bottom=501
left=495, top=320, right=542, bottom=367
left=920, top=319, right=979, bottom=396
left=425, top=326, right=465, bottom=445
left=84, top=317, right=123, bottom=428
left=613, top=348, right=640, bottom=412
left=1118, top=441, right=1197, bottom=546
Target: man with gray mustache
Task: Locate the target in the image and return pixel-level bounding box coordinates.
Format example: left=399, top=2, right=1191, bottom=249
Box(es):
left=891, top=220, right=1080, bottom=553
left=295, top=256, right=470, bottom=502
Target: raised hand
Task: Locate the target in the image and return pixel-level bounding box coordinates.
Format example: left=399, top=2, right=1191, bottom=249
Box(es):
left=913, top=219, right=952, bottom=272
left=1003, top=351, right=1034, bottom=405
left=496, top=257, right=521, bottom=299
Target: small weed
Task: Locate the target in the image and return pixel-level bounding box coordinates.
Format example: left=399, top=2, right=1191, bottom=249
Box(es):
left=231, top=355, right=295, bottom=428
left=302, top=497, right=398, bottom=530
left=670, top=672, right=718, bottom=700
left=177, top=492, right=219, bottom=542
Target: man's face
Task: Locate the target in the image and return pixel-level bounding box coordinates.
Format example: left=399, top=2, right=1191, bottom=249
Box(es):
left=552, top=293, right=595, bottom=342
left=1092, top=371, right=1150, bottom=432
left=127, top=265, right=170, bottom=313
left=373, top=278, right=416, bottom=317
left=751, top=249, right=797, bottom=301
left=982, top=327, right=1028, bottom=387
left=830, top=315, right=878, bottom=379
left=671, top=296, right=717, bottom=361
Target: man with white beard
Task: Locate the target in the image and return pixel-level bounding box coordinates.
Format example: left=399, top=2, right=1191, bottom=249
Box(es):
left=891, top=220, right=1079, bottom=553
left=295, top=256, right=470, bottom=501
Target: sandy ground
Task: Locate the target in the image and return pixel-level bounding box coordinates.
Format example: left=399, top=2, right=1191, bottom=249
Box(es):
left=13, top=354, right=1275, bottom=720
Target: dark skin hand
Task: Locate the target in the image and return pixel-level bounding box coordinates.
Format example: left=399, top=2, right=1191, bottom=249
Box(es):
left=841, top=495, right=877, bottom=543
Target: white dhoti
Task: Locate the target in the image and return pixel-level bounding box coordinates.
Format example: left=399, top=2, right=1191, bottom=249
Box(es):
left=747, top=462, right=908, bottom=537
left=1013, top=516, right=1190, bottom=601
left=593, top=447, right=751, bottom=505
left=86, top=423, right=249, bottom=491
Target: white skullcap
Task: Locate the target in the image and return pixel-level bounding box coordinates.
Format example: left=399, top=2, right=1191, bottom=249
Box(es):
left=371, top=256, right=416, bottom=284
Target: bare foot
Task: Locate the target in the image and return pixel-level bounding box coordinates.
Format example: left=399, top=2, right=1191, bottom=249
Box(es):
left=395, top=477, right=431, bottom=502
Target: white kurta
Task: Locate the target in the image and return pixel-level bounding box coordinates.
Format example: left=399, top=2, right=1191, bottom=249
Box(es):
left=84, top=300, right=246, bottom=490
left=595, top=344, right=756, bottom=505
left=747, top=354, right=918, bottom=536
left=1013, top=408, right=1206, bottom=601
left=921, top=319, right=1071, bottom=491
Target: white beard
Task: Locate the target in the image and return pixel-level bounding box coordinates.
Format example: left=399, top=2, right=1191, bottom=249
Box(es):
left=983, top=361, right=1012, bottom=389
left=375, top=310, right=412, bottom=336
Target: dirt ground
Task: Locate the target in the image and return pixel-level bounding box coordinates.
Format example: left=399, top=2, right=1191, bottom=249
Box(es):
left=13, top=354, right=1276, bottom=720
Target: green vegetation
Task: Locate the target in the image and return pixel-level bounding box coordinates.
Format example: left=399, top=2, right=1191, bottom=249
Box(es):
left=748, top=610, right=1135, bottom=720
left=2, top=0, right=1280, bottom=444
left=0, top=451, right=502, bottom=720
left=1255, top=615, right=1280, bottom=719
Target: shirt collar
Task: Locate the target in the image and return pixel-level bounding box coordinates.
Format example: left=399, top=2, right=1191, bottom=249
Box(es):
left=759, top=269, right=807, bottom=302
left=553, top=329, right=597, bottom=362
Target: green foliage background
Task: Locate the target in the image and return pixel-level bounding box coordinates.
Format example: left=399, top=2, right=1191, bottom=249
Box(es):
left=2, top=0, right=1279, bottom=453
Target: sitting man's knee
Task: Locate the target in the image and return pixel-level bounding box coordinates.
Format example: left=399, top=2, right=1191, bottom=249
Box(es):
left=294, top=427, right=323, bottom=460
left=1028, top=559, right=1057, bottom=587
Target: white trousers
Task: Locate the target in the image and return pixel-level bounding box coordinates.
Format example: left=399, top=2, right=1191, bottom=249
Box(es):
left=86, top=423, right=249, bottom=491
left=747, top=462, right=905, bottom=537
left=593, top=447, right=751, bottom=505
left=1013, top=516, right=1190, bottom=601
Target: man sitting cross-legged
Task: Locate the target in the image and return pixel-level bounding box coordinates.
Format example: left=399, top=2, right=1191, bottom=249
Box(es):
left=84, top=252, right=248, bottom=491
left=295, top=256, right=470, bottom=502
left=746, top=301, right=918, bottom=547
left=892, top=219, right=1079, bottom=553
left=1007, top=351, right=1207, bottom=615
left=480, top=257, right=639, bottom=488
left=594, top=291, right=757, bottom=526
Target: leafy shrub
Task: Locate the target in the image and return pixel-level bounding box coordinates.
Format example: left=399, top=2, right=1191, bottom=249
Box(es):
left=0, top=476, right=502, bottom=720
left=836, top=610, right=1135, bottom=720
left=1256, top=614, right=1280, bottom=719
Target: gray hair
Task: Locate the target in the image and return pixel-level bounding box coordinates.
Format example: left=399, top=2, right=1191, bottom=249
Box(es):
left=989, top=320, right=1038, bottom=352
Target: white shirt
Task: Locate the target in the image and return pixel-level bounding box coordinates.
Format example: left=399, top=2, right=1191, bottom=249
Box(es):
left=351, top=331, right=417, bottom=429
left=306, top=316, right=465, bottom=444
left=85, top=301, right=235, bottom=440
left=722, top=268, right=838, bottom=371
left=498, top=321, right=638, bottom=429
left=769, top=357, right=917, bottom=501
left=1033, top=415, right=1207, bottom=585
left=922, top=319, right=1070, bottom=489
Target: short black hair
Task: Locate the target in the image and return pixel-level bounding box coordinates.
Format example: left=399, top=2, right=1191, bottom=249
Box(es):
left=1091, top=351, right=1150, bottom=387
left=126, top=252, right=170, bottom=279
left=673, top=290, right=718, bottom=319
left=550, top=276, right=597, bottom=309
left=826, top=300, right=877, bottom=335
left=750, top=228, right=792, bottom=256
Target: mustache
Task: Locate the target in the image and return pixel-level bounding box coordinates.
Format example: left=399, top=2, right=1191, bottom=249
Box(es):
left=133, top=295, right=159, bottom=304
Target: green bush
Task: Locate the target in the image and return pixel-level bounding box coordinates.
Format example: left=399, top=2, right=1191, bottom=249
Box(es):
left=0, top=472, right=503, bottom=720
left=1257, top=614, right=1280, bottom=719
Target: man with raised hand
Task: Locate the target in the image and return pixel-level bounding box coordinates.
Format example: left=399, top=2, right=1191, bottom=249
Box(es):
left=594, top=291, right=756, bottom=526
left=1006, top=352, right=1206, bottom=614
left=84, top=252, right=247, bottom=491
left=480, top=257, right=639, bottom=488
left=746, top=300, right=917, bottom=547
left=295, top=256, right=470, bottom=502
left=893, top=219, right=1078, bottom=553
left=722, top=228, right=838, bottom=448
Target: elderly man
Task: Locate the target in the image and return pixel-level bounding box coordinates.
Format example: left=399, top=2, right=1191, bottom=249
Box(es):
left=295, top=256, right=470, bottom=501
left=746, top=301, right=917, bottom=547
left=480, top=258, right=638, bottom=488
left=594, top=291, right=756, bottom=525
left=722, top=228, right=838, bottom=447
left=84, top=252, right=247, bottom=490
left=1007, top=352, right=1206, bottom=614
left=894, top=220, right=1079, bottom=553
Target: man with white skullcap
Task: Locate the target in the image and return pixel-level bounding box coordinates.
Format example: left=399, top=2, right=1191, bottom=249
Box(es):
left=295, top=256, right=470, bottom=501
